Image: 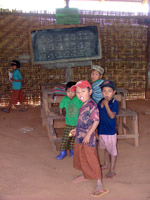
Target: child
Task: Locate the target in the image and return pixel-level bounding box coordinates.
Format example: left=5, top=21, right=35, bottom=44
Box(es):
left=91, top=65, right=104, bottom=104
left=2, top=60, right=26, bottom=113
left=56, top=81, right=83, bottom=160
left=97, top=80, right=119, bottom=179
left=70, top=80, right=109, bottom=197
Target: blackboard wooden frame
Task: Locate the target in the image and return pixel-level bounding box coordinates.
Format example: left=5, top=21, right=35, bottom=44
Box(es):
left=28, top=24, right=102, bottom=64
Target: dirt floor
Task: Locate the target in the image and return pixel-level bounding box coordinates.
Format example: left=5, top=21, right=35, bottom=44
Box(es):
left=0, top=100, right=150, bottom=200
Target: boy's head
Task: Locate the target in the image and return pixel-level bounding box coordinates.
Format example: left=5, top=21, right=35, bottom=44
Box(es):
left=91, top=65, right=104, bottom=83
left=71, top=80, right=92, bottom=103
left=100, top=80, right=116, bottom=101
left=11, top=60, right=20, bottom=69
left=66, top=81, right=76, bottom=100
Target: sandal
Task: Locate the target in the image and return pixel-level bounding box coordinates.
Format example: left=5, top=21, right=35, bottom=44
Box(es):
left=91, top=188, right=109, bottom=197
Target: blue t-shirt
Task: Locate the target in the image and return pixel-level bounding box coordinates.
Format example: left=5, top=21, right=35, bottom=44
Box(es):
left=97, top=98, right=119, bottom=135
left=12, top=69, right=23, bottom=90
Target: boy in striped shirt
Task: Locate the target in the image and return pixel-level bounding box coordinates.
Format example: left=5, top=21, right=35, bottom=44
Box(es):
left=91, top=65, right=104, bottom=104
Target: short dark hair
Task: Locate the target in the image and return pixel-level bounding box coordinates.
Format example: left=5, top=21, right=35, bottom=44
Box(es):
left=87, top=87, right=91, bottom=92
left=11, top=60, right=20, bottom=68
left=65, top=81, right=76, bottom=91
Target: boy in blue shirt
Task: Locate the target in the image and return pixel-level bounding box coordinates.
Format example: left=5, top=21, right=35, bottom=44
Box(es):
left=2, top=60, right=26, bottom=113
left=97, top=80, right=119, bottom=179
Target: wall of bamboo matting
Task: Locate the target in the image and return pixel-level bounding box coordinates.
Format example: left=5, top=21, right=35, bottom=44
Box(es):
left=0, top=10, right=148, bottom=105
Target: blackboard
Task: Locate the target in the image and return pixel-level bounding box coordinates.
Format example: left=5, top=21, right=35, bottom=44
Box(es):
left=29, top=25, right=102, bottom=64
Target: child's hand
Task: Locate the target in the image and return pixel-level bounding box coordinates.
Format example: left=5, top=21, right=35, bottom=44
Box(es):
left=82, top=134, right=90, bottom=144
left=102, top=99, right=109, bottom=106
left=96, top=133, right=99, bottom=140
left=8, top=71, right=12, bottom=81
left=69, top=129, right=76, bottom=137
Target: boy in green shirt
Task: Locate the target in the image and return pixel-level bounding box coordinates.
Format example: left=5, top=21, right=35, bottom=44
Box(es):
left=56, top=81, right=83, bottom=160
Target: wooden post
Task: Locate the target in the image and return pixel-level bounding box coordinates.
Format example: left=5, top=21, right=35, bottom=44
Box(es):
left=133, top=115, right=139, bottom=147
left=145, top=0, right=150, bottom=98
left=48, top=118, right=57, bottom=151
left=65, top=0, right=70, bottom=8
left=66, top=67, right=72, bottom=82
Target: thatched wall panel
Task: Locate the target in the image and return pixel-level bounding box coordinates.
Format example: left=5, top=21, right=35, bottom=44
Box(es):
left=0, top=11, right=148, bottom=104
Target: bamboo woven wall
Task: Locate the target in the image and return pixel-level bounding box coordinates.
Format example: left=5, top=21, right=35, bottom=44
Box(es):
left=0, top=10, right=148, bottom=105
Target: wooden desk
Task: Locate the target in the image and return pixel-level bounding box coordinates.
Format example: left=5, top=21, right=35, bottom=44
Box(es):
left=116, top=87, right=128, bottom=109
left=117, top=108, right=139, bottom=147
left=115, top=88, right=139, bottom=147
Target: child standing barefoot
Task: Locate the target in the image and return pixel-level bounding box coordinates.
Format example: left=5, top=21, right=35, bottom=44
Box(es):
left=70, top=80, right=109, bottom=197
left=97, top=80, right=119, bottom=179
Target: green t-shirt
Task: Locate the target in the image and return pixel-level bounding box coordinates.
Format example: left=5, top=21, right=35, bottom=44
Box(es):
left=59, top=95, right=83, bottom=126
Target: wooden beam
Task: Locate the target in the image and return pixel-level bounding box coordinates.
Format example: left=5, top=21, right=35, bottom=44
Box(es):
left=69, top=0, right=144, bottom=2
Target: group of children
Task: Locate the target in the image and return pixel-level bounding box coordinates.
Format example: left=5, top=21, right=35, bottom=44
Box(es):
left=2, top=60, right=119, bottom=197
left=57, top=65, right=119, bottom=197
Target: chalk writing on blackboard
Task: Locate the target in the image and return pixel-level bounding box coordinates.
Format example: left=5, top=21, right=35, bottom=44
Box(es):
left=30, top=25, right=102, bottom=64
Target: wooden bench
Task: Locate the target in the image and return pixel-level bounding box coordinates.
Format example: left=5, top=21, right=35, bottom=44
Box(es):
left=41, top=85, right=139, bottom=151
left=41, top=83, right=65, bottom=127
left=41, top=84, right=66, bottom=151
left=47, top=115, right=65, bottom=151
left=41, top=89, right=65, bottom=151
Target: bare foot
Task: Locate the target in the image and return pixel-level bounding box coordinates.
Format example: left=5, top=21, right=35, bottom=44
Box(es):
left=105, top=171, right=116, bottom=179
left=101, top=165, right=109, bottom=170
left=72, top=174, right=88, bottom=183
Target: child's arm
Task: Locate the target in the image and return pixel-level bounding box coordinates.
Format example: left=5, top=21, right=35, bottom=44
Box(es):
left=103, top=99, right=116, bottom=119
left=82, top=121, right=99, bottom=144
left=11, top=71, right=23, bottom=82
